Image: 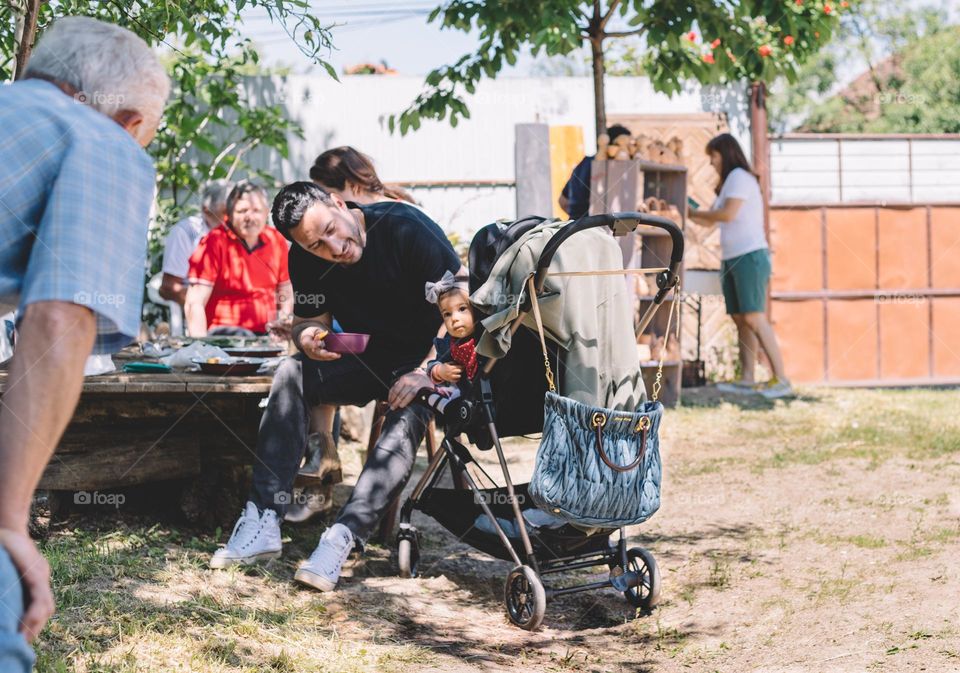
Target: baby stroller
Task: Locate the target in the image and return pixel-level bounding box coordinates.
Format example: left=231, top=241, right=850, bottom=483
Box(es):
left=397, top=212, right=683, bottom=630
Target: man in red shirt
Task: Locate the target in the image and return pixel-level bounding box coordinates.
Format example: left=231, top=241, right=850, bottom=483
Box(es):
left=186, top=181, right=292, bottom=335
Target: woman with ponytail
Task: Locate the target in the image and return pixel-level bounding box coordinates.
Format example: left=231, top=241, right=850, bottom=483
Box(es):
left=689, top=133, right=792, bottom=399
left=310, top=146, right=417, bottom=206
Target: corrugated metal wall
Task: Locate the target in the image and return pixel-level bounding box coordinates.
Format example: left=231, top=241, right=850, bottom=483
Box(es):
left=771, top=135, right=960, bottom=204
left=768, top=134, right=960, bottom=385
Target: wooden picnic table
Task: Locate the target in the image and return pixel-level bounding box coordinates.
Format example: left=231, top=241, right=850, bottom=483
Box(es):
left=0, top=348, right=276, bottom=523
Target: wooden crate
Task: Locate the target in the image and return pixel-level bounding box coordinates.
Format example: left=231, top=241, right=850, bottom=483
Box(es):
left=609, top=113, right=731, bottom=271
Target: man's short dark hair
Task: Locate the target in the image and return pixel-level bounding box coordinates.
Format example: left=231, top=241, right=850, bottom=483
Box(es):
left=607, top=124, right=631, bottom=143
left=271, top=181, right=334, bottom=242
left=225, top=180, right=269, bottom=220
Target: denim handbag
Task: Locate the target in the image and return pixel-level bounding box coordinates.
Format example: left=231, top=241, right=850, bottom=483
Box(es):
left=529, top=393, right=662, bottom=527
left=523, top=276, right=669, bottom=527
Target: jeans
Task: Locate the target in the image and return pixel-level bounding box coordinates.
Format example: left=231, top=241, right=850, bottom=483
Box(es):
left=249, top=354, right=432, bottom=542
left=0, top=548, right=34, bottom=673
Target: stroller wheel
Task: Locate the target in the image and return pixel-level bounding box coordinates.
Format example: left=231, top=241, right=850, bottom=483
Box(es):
left=397, top=536, right=419, bottom=579
left=622, top=547, right=661, bottom=611
left=504, top=565, right=546, bottom=631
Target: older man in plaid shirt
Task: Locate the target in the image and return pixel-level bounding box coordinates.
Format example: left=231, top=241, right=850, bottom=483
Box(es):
left=0, top=17, right=168, bottom=670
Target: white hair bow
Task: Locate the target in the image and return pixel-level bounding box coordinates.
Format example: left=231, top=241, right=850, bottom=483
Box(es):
left=425, top=270, right=468, bottom=304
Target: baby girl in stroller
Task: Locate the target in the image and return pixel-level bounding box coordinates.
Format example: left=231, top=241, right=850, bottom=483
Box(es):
left=423, top=270, right=484, bottom=402
left=422, top=270, right=567, bottom=536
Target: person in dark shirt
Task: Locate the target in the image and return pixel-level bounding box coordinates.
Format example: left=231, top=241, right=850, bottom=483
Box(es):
left=558, top=124, right=633, bottom=219
left=209, top=182, right=463, bottom=594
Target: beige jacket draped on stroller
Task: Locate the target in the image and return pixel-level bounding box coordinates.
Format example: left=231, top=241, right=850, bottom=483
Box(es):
left=471, top=219, right=645, bottom=411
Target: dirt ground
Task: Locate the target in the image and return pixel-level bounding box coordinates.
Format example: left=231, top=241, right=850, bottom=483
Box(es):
left=34, top=386, right=960, bottom=672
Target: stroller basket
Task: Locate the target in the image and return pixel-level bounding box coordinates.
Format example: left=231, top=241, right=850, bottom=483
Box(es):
left=397, top=211, right=683, bottom=631
left=416, top=483, right=613, bottom=563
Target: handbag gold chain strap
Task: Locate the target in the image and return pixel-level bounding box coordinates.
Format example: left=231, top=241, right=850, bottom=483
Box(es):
left=650, top=280, right=681, bottom=404
left=527, top=275, right=557, bottom=393
left=526, top=275, right=681, bottom=404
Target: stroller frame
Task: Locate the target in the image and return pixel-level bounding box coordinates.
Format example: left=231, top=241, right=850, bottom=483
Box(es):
left=397, top=212, right=684, bottom=630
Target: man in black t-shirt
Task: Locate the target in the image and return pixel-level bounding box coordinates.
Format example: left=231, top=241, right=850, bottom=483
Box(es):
left=209, top=182, right=463, bottom=592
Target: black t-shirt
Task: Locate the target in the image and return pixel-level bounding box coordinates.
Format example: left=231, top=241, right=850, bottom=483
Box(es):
left=290, top=201, right=461, bottom=366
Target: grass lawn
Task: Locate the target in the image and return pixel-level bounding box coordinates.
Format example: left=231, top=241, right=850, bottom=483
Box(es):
left=32, top=386, right=960, bottom=672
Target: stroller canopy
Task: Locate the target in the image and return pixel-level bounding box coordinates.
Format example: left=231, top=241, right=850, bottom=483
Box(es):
left=470, top=219, right=645, bottom=412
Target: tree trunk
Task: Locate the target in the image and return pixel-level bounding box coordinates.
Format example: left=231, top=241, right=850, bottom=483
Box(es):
left=590, top=35, right=606, bottom=141
left=749, top=81, right=771, bottom=237
left=13, top=0, right=42, bottom=80
left=12, top=2, right=26, bottom=80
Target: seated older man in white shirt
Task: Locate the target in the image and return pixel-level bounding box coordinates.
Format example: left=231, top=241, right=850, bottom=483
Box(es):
left=158, top=179, right=232, bottom=304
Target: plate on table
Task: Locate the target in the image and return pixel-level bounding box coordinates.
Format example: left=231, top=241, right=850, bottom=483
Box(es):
left=223, top=346, right=284, bottom=357
left=323, top=332, right=370, bottom=354
left=191, top=357, right=265, bottom=376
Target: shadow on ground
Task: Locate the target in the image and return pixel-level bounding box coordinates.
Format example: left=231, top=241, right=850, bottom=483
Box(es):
left=681, top=385, right=821, bottom=410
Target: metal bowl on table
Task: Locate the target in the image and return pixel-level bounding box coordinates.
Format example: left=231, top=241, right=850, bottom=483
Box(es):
left=191, top=357, right=265, bottom=376
left=223, top=345, right=284, bottom=358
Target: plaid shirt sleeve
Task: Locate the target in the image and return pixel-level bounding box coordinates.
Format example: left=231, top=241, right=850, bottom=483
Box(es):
left=18, top=133, right=155, bottom=354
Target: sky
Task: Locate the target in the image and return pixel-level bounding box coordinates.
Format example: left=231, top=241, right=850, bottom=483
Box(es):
left=240, top=2, right=485, bottom=76
left=239, top=0, right=959, bottom=81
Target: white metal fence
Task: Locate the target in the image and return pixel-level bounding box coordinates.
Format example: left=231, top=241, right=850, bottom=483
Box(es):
left=770, top=134, right=960, bottom=205
left=402, top=181, right=515, bottom=241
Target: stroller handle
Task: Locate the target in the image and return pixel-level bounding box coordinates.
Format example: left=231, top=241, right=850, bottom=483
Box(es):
left=533, top=212, right=684, bottom=304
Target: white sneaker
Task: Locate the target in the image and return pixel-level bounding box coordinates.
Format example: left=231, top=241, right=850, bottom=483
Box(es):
left=210, top=501, right=282, bottom=569
left=716, top=380, right=758, bottom=394
left=760, top=379, right=794, bottom=399
left=294, top=522, right=355, bottom=592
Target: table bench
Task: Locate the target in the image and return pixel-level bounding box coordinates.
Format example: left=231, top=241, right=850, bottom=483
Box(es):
left=0, top=358, right=274, bottom=525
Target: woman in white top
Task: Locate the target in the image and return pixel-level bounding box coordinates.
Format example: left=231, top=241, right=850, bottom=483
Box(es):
left=689, top=134, right=792, bottom=399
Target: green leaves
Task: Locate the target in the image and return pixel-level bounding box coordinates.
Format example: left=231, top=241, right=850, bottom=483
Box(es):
left=390, top=0, right=585, bottom=135
left=638, top=0, right=851, bottom=91
left=0, top=1, right=340, bottom=325
left=793, top=23, right=960, bottom=133
left=395, top=0, right=849, bottom=135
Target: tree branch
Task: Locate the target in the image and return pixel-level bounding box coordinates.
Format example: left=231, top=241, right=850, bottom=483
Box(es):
left=13, top=0, right=42, bottom=80
left=226, top=142, right=255, bottom=180
left=600, top=0, right=621, bottom=30
left=589, top=0, right=600, bottom=36
left=851, top=14, right=886, bottom=95
left=173, top=115, right=213, bottom=163
left=604, top=26, right=647, bottom=39
left=209, top=140, right=241, bottom=175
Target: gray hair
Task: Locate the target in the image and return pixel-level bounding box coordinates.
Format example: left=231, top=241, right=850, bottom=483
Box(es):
left=225, top=180, right=269, bottom=219
left=201, top=179, right=234, bottom=216
left=24, top=17, right=170, bottom=124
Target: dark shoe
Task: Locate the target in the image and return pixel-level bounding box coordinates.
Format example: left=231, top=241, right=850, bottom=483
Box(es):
left=296, top=432, right=343, bottom=485
left=284, top=484, right=334, bottom=523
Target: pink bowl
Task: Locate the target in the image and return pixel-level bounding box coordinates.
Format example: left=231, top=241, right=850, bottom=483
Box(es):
left=324, top=332, right=370, bottom=354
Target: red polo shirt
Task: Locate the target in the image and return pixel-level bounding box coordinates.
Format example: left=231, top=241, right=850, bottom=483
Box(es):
left=188, top=224, right=290, bottom=333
